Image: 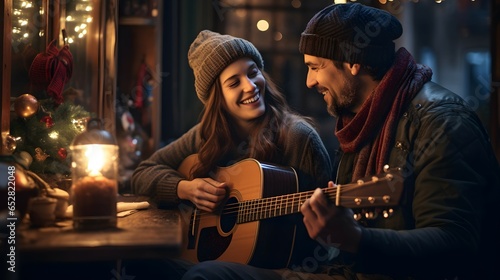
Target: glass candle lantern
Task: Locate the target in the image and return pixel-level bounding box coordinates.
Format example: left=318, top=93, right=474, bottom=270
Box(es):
left=70, top=119, right=118, bottom=230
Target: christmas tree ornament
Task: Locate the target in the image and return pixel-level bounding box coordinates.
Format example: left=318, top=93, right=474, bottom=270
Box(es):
left=40, top=115, right=54, bottom=128
left=4, top=134, right=18, bottom=153
left=14, top=94, right=39, bottom=118
left=57, top=147, right=68, bottom=159
left=34, top=147, right=50, bottom=161
left=72, top=117, right=89, bottom=132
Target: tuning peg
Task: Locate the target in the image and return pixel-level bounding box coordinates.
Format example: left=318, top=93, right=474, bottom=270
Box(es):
left=383, top=164, right=390, bottom=172
left=383, top=208, right=394, bottom=218
left=355, top=208, right=396, bottom=221
left=365, top=211, right=378, bottom=219
left=353, top=213, right=362, bottom=221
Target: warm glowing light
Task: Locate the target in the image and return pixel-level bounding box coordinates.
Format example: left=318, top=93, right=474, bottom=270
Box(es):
left=257, top=20, right=269, bottom=32
left=21, top=1, right=33, bottom=8
left=85, top=145, right=106, bottom=176
left=72, top=119, right=87, bottom=132
left=49, top=131, right=59, bottom=139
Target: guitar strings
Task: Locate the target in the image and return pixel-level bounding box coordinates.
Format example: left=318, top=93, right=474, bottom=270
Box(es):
left=195, top=181, right=389, bottom=218
left=190, top=177, right=394, bottom=222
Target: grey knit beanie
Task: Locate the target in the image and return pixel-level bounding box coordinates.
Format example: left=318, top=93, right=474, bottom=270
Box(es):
left=299, top=3, right=402, bottom=66
left=188, top=30, right=264, bottom=104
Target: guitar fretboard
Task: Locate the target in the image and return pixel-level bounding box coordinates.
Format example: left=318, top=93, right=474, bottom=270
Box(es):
left=237, top=190, right=314, bottom=223
left=229, top=172, right=399, bottom=224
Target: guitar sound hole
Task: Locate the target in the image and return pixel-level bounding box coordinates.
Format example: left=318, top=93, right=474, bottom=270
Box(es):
left=219, top=197, right=239, bottom=233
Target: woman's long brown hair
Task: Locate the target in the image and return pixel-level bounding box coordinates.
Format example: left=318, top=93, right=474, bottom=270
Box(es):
left=191, top=71, right=312, bottom=178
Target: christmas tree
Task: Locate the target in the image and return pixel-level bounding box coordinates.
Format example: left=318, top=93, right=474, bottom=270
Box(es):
left=9, top=94, right=92, bottom=176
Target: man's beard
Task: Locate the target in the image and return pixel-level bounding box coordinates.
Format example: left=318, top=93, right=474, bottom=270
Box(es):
left=327, top=77, right=359, bottom=118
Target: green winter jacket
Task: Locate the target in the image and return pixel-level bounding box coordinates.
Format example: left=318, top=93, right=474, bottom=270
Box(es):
left=333, top=82, right=500, bottom=279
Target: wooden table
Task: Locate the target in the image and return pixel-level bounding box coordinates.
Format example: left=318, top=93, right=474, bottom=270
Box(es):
left=6, top=197, right=185, bottom=280
left=16, top=207, right=183, bottom=262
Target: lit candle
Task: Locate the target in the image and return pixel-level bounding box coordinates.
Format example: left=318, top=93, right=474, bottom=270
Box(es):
left=70, top=119, right=119, bottom=230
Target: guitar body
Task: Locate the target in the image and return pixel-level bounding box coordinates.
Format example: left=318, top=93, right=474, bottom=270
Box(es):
left=176, top=155, right=405, bottom=268
left=178, top=154, right=299, bottom=268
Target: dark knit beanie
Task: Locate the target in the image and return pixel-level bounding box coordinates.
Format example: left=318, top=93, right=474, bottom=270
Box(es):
left=188, top=30, right=264, bottom=104
left=299, top=3, right=402, bottom=66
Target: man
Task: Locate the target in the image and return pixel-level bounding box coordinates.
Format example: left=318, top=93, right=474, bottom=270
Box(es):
left=182, top=3, right=500, bottom=279
left=297, top=2, right=500, bottom=279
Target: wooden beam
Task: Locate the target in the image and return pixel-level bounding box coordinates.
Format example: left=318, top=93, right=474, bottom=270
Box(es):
left=1, top=0, right=12, bottom=155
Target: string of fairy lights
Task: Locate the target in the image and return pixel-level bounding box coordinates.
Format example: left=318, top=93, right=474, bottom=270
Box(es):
left=63, top=1, right=94, bottom=44
left=11, top=0, right=37, bottom=45
left=11, top=0, right=479, bottom=45
left=11, top=0, right=93, bottom=45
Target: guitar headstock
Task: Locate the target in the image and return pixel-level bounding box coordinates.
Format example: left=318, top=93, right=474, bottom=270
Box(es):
left=330, top=166, right=404, bottom=210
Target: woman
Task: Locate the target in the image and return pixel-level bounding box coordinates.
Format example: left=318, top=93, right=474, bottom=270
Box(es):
left=130, top=29, right=332, bottom=277
left=130, top=29, right=332, bottom=276
left=131, top=30, right=332, bottom=212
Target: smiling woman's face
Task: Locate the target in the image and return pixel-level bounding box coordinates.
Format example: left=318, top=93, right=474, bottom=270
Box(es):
left=219, top=57, right=266, bottom=128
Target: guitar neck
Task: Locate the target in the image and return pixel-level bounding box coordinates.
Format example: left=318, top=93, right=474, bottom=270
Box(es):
left=234, top=171, right=402, bottom=224
left=236, top=189, right=315, bottom=223
left=178, top=154, right=403, bottom=224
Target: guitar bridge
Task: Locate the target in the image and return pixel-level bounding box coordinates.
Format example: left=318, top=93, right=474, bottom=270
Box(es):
left=187, top=208, right=199, bottom=249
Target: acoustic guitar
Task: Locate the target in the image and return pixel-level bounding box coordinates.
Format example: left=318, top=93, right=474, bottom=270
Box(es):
left=177, top=154, right=404, bottom=269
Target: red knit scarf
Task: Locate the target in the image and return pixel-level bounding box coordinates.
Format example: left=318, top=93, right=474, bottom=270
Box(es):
left=335, top=48, right=433, bottom=181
